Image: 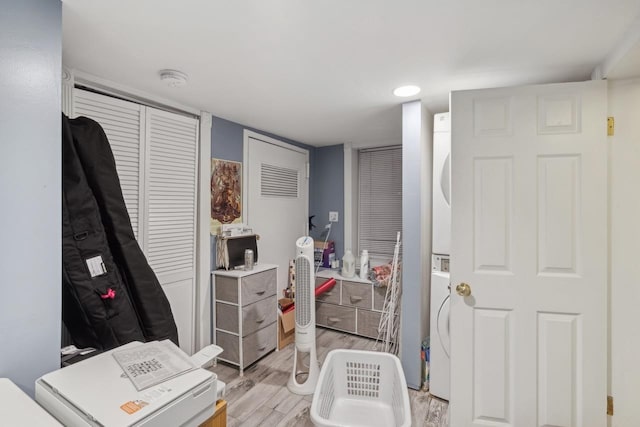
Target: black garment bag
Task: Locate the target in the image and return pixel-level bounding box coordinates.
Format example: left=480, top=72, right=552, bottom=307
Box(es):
left=67, top=116, right=179, bottom=345
left=62, top=114, right=145, bottom=350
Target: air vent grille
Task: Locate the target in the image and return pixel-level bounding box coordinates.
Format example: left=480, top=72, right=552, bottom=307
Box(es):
left=261, top=163, right=298, bottom=198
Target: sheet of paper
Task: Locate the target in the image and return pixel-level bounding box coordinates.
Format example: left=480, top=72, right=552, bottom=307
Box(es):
left=112, top=340, right=196, bottom=391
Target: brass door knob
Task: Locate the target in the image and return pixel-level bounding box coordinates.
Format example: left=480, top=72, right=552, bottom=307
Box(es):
left=456, top=282, right=471, bottom=297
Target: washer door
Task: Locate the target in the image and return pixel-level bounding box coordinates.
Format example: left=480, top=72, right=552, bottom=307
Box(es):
left=429, top=270, right=451, bottom=400
left=436, top=292, right=450, bottom=358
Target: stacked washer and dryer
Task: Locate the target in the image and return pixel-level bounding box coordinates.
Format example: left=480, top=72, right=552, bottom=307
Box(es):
left=430, top=112, right=451, bottom=401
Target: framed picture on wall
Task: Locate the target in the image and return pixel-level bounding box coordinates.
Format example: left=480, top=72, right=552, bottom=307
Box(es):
left=210, top=158, right=242, bottom=234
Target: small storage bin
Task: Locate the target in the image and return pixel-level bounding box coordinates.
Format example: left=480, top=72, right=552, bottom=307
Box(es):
left=310, top=349, right=411, bottom=427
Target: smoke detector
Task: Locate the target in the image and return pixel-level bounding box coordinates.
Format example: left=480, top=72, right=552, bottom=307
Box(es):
left=159, top=69, right=188, bottom=87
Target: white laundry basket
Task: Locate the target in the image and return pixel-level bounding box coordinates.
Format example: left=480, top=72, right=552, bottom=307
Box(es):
left=310, top=349, right=411, bottom=427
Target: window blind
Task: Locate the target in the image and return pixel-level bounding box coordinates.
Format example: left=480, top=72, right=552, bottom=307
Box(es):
left=358, top=146, right=402, bottom=259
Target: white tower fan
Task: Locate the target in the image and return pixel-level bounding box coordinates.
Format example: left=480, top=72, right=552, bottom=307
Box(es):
left=287, top=236, right=320, bottom=395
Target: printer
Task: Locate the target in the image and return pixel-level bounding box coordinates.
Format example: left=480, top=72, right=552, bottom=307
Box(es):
left=36, top=341, right=225, bottom=427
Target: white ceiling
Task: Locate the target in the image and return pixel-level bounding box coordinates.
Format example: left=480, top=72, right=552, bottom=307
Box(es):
left=62, top=0, right=640, bottom=147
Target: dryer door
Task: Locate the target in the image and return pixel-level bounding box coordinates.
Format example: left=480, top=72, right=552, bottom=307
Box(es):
left=432, top=113, right=451, bottom=255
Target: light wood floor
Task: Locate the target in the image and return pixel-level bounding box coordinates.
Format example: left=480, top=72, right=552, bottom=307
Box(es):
left=209, top=328, right=448, bottom=427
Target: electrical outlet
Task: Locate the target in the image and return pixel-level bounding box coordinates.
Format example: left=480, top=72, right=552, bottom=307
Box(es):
left=329, top=211, right=339, bottom=222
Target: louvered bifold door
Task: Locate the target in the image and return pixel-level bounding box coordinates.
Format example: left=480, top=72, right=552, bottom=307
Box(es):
left=73, top=89, right=144, bottom=239
left=144, top=107, right=199, bottom=354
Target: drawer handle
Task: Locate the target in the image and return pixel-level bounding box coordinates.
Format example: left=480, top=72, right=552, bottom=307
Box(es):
left=256, top=317, right=265, bottom=324
left=258, top=346, right=267, bottom=351
left=328, top=317, right=341, bottom=323
left=255, top=290, right=266, bottom=295
left=350, top=296, right=363, bottom=303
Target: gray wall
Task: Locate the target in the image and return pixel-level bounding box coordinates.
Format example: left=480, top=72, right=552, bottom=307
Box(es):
left=309, top=144, right=344, bottom=260
left=210, top=116, right=315, bottom=268
left=0, top=0, right=62, bottom=396
left=400, top=101, right=432, bottom=389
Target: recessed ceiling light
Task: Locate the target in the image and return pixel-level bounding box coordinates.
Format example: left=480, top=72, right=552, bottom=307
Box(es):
left=393, top=85, right=421, bottom=97
left=159, top=69, right=188, bottom=87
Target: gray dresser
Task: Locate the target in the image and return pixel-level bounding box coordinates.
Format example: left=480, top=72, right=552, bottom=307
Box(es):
left=213, top=264, right=278, bottom=375
left=315, top=270, right=387, bottom=339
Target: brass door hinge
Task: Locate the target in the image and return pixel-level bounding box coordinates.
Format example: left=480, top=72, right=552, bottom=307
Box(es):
left=608, top=117, right=615, bottom=136
left=607, top=395, right=614, bottom=416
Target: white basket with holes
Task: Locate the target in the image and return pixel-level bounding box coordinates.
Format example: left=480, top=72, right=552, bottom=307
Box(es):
left=310, top=349, right=411, bottom=427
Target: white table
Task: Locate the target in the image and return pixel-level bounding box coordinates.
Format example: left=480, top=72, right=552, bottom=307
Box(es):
left=0, top=378, right=62, bottom=426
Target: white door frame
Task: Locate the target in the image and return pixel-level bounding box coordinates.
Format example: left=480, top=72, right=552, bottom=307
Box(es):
left=196, top=113, right=212, bottom=351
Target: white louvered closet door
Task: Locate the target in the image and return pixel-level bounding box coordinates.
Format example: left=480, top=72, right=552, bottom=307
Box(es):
left=72, top=89, right=199, bottom=354
left=144, top=107, right=199, bottom=354
left=73, top=89, right=144, bottom=239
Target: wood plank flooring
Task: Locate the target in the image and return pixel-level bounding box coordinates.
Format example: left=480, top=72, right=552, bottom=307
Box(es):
left=209, top=328, right=448, bottom=427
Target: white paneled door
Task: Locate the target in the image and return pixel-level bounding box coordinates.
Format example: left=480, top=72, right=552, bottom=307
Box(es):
left=245, top=133, right=309, bottom=296
left=450, top=81, right=607, bottom=427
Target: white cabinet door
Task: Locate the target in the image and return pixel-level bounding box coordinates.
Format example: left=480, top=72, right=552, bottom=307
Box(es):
left=450, top=81, right=607, bottom=426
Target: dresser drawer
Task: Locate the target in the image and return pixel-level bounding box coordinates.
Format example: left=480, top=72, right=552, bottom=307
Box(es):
left=216, top=322, right=276, bottom=366
left=342, top=281, right=372, bottom=309
left=315, top=277, right=340, bottom=304
left=216, top=301, right=239, bottom=333
left=215, top=275, right=239, bottom=304
left=216, top=296, right=276, bottom=336
left=215, top=330, right=240, bottom=365
left=316, top=302, right=356, bottom=333
left=241, top=268, right=277, bottom=306
left=373, top=285, right=386, bottom=311
left=214, top=268, right=277, bottom=305
left=357, top=309, right=382, bottom=339
left=242, top=296, right=277, bottom=336
left=242, top=322, right=276, bottom=366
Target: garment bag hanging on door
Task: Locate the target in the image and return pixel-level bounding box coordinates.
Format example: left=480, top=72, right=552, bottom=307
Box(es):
left=73, top=88, right=200, bottom=354
left=62, top=114, right=146, bottom=350
left=68, top=116, right=179, bottom=345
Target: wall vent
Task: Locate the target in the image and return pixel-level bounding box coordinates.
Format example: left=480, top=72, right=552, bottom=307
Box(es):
left=261, top=163, right=298, bottom=198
